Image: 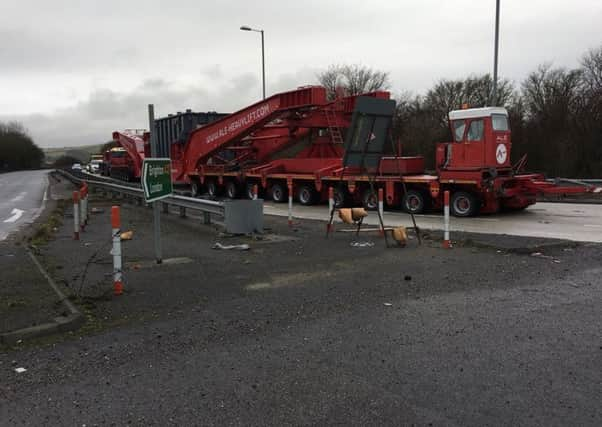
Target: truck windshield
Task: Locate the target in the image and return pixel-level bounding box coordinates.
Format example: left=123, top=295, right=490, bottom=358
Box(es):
left=452, top=120, right=465, bottom=142
left=467, top=119, right=484, bottom=141
left=492, top=114, right=509, bottom=131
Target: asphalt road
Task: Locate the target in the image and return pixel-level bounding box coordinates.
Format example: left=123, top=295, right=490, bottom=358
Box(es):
left=265, top=201, right=602, bottom=243
left=0, top=170, right=49, bottom=241
left=1, top=203, right=601, bottom=426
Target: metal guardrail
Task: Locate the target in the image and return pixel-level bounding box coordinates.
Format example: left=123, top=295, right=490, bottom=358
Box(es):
left=55, top=169, right=225, bottom=222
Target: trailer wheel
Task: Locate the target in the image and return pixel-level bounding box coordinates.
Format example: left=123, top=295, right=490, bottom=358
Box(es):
left=402, top=190, right=425, bottom=214
left=206, top=180, right=220, bottom=197
left=225, top=181, right=239, bottom=199
left=451, top=191, right=479, bottom=217
left=190, top=181, right=201, bottom=198
left=362, top=188, right=378, bottom=210
left=297, top=185, right=316, bottom=206
left=332, top=187, right=348, bottom=208
left=270, top=183, right=287, bottom=203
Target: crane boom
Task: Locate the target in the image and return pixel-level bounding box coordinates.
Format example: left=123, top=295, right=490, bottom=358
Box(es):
left=178, top=86, right=327, bottom=181
left=111, top=129, right=149, bottom=179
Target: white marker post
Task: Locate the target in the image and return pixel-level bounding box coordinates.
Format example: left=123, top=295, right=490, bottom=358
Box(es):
left=72, top=191, right=79, bottom=240
left=327, top=186, right=334, bottom=233
left=111, top=205, right=123, bottom=295
left=80, top=184, right=87, bottom=231
left=378, top=188, right=384, bottom=236
left=253, top=184, right=258, bottom=200
left=287, top=179, right=293, bottom=227
left=443, top=190, right=451, bottom=248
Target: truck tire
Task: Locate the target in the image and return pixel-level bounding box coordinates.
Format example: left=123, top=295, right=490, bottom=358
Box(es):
left=362, top=188, right=378, bottom=210
left=451, top=191, right=479, bottom=217
left=225, top=181, right=239, bottom=199
left=333, top=187, right=348, bottom=208
left=206, top=180, right=220, bottom=197
left=402, top=190, right=425, bottom=214
left=270, top=183, right=287, bottom=203
left=245, top=182, right=259, bottom=199
left=297, top=185, right=316, bottom=206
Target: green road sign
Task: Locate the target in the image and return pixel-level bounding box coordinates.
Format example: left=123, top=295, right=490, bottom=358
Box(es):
left=142, top=158, right=173, bottom=202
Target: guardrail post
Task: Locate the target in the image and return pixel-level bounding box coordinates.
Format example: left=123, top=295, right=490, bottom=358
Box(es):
left=443, top=190, right=451, bottom=249
left=179, top=206, right=186, bottom=218
left=112, top=206, right=123, bottom=296
left=162, top=202, right=169, bottom=214
left=72, top=191, right=80, bottom=240
left=203, top=211, right=211, bottom=225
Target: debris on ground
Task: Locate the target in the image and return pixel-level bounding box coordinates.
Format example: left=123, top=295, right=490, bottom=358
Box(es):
left=350, top=241, right=374, bottom=248
left=383, top=302, right=393, bottom=307
left=14, top=367, right=27, bottom=373
left=212, top=242, right=250, bottom=251
left=120, top=230, right=134, bottom=240
left=91, top=207, right=105, bottom=214
left=392, top=226, right=407, bottom=247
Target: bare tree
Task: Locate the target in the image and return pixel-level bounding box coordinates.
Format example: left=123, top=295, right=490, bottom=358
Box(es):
left=581, top=46, right=602, bottom=94
left=317, top=64, right=390, bottom=100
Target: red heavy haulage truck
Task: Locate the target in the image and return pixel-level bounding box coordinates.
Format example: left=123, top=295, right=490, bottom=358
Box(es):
left=153, top=86, right=597, bottom=216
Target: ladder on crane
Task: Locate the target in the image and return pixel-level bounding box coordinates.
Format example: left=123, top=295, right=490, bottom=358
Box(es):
left=324, top=103, right=345, bottom=145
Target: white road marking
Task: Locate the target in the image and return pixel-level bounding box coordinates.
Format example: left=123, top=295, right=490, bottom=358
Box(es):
left=3, top=208, right=24, bottom=223
left=583, top=224, right=602, bottom=228
left=10, top=191, right=27, bottom=202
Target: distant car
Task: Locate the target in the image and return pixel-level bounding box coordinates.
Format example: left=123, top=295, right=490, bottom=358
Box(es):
left=88, top=160, right=102, bottom=173
left=71, top=163, right=82, bottom=170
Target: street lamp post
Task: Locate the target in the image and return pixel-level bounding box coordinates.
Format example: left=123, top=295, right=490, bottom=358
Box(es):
left=492, top=0, right=501, bottom=105
left=240, top=25, right=265, bottom=100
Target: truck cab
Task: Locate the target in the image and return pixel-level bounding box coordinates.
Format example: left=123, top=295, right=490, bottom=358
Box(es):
left=436, top=106, right=512, bottom=175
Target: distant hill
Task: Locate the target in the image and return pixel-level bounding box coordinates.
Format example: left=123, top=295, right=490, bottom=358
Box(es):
left=43, top=144, right=105, bottom=164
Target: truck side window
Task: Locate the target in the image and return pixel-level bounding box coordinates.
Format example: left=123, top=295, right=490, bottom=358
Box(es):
left=467, top=119, right=484, bottom=141
left=491, top=114, right=509, bottom=131
left=452, top=120, right=465, bottom=142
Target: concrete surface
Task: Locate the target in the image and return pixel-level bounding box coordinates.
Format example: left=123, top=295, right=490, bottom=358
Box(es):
left=265, top=201, right=602, bottom=243
left=1, top=191, right=600, bottom=426
left=0, top=170, right=49, bottom=241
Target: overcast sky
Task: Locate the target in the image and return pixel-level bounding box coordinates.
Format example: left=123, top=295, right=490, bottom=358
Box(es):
left=1, top=0, right=601, bottom=148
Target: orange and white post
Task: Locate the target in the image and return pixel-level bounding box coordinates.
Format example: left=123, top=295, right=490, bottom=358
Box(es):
left=72, top=191, right=80, bottom=240
left=327, top=187, right=334, bottom=233
left=252, top=184, right=258, bottom=200
left=378, top=188, right=384, bottom=236
left=111, top=206, right=123, bottom=296
left=443, top=190, right=451, bottom=248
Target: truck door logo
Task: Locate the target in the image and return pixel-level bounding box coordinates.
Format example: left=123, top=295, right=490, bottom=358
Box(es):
left=496, top=143, right=507, bottom=165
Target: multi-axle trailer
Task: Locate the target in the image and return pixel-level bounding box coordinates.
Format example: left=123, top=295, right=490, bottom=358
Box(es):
left=108, top=86, right=598, bottom=216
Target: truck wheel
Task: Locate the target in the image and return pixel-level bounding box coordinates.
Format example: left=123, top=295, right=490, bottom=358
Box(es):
left=190, top=181, right=201, bottom=198
left=206, top=180, right=220, bottom=197
left=270, top=183, right=287, bottom=203
left=451, top=191, right=479, bottom=217
left=402, top=190, right=425, bottom=214
left=333, top=187, right=348, bottom=208
left=225, top=181, right=239, bottom=199
left=362, top=188, right=378, bottom=210
left=297, top=185, right=316, bottom=206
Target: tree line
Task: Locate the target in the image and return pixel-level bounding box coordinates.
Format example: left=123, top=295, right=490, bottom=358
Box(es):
left=318, top=45, right=602, bottom=178
left=0, top=122, right=44, bottom=171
